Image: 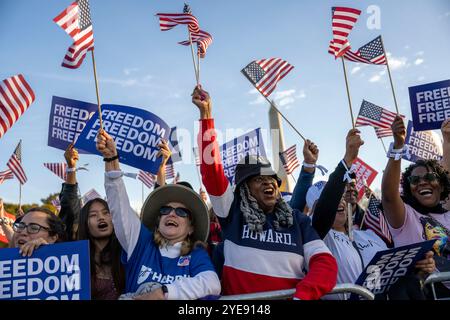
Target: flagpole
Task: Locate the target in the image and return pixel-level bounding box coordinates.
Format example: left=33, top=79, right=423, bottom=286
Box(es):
left=359, top=188, right=373, bottom=230
left=347, top=202, right=353, bottom=241
left=141, top=182, right=144, bottom=206
left=379, top=137, right=388, bottom=154
left=341, top=57, right=355, bottom=129
left=18, top=183, right=22, bottom=208
left=197, top=51, right=201, bottom=85
left=290, top=173, right=297, bottom=184
left=261, top=96, right=306, bottom=142
left=188, top=31, right=199, bottom=85
left=380, top=36, right=400, bottom=115
left=90, top=50, right=103, bottom=130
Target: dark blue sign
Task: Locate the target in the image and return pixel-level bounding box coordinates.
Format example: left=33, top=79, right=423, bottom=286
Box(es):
left=403, top=120, right=443, bottom=163
left=409, top=79, right=450, bottom=131
left=75, top=104, right=171, bottom=174
left=0, top=241, right=90, bottom=300
left=48, top=96, right=98, bottom=153
left=220, top=128, right=267, bottom=185
left=354, top=240, right=435, bottom=296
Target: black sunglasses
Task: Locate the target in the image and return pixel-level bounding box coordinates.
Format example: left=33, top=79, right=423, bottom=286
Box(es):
left=159, top=206, right=191, bottom=218
left=407, top=172, right=439, bottom=185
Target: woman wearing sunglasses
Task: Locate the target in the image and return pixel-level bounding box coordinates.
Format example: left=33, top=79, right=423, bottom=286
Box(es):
left=382, top=116, right=450, bottom=297
left=96, top=130, right=221, bottom=300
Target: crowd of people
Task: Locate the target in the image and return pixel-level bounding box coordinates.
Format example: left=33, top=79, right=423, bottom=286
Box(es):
left=0, top=85, right=449, bottom=300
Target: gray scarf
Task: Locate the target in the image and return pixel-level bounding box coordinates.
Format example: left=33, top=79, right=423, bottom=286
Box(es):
left=239, top=183, right=294, bottom=233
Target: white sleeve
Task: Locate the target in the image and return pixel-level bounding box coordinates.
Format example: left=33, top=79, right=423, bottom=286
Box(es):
left=105, top=171, right=141, bottom=260
left=165, top=271, right=221, bottom=300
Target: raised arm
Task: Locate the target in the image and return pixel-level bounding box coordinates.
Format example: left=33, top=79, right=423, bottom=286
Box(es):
left=0, top=199, right=14, bottom=244
left=312, top=129, right=363, bottom=239
left=192, top=86, right=234, bottom=218
left=290, top=139, right=319, bottom=212
left=155, top=140, right=172, bottom=187
left=59, top=143, right=81, bottom=241
left=96, top=129, right=141, bottom=259
left=441, top=119, right=450, bottom=172
left=381, top=116, right=407, bottom=229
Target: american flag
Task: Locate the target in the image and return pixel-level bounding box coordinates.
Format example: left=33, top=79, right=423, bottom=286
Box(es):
left=82, top=188, right=102, bottom=204
left=279, top=145, right=300, bottom=175
left=165, top=163, right=175, bottom=180
left=0, top=74, right=35, bottom=139
left=0, top=169, right=14, bottom=185
left=374, top=127, right=393, bottom=139
left=179, top=30, right=213, bottom=58
left=138, top=170, right=155, bottom=189
left=330, top=7, right=362, bottom=58
left=193, top=147, right=201, bottom=166
left=342, top=36, right=387, bottom=65
left=355, top=100, right=398, bottom=129
left=44, top=163, right=67, bottom=181
left=241, top=58, right=294, bottom=97
left=7, top=141, right=27, bottom=185
left=53, top=0, right=94, bottom=69
left=156, top=11, right=200, bottom=33
left=363, top=194, right=393, bottom=245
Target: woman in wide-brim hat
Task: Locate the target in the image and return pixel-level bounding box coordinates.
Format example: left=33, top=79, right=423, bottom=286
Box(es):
left=96, top=129, right=221, bottom=300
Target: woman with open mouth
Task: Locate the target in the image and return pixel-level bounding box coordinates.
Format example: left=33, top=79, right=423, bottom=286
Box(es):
left=96, top=130, right=221, bottom=300
left=382, top=116, right=450, bottom=298
left=58, top=143, right=125, bottom=300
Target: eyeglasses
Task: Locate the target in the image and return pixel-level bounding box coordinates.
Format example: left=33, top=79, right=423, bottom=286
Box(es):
left=159, top=206, right=191, bottom=218
left=13, top=222, right=50, bottom=234
left=407, top=172, right=439, bottom=185
left=250, top=176, right=277, bottom=184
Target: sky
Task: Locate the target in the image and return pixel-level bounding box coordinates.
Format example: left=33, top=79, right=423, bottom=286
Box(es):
left=0, top=0, right=450, bottom=211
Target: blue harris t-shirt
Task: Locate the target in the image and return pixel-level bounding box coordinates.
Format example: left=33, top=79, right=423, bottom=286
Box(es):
left=122, top=224, right=215, bottom=294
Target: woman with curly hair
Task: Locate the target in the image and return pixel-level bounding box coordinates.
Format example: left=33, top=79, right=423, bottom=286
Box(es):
left=382, top=116, right=449, bottom=298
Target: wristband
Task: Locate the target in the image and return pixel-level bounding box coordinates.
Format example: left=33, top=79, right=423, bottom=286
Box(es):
left=103, top=154, right=119, bottom=162
left=66, top=167, right=77, bottom=173
left=341, top=160, right=354, bottom=183
left=302, top=162, right=329, bottom=176
left=387, top=145, right=405, bottom=161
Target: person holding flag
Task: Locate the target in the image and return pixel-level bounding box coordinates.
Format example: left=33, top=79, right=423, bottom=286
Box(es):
left=303, top=128, right=435, bottom=299
left=192, top=85, right=337, bottom=299
left=382, top=115, right=450, bottom=298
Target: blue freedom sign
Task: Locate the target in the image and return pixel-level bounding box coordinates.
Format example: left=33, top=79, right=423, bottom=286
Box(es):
left=0, top=240, right=90, bottom=300
left=48, top=96, right=98, bottom=153
left=220, top=128, right=267, bottom=185
left=354, top=240, right=435, bottom=297
left=75, top=104, right=171, bottom=174
left=403, top=120, right=443, bottom=163
left=409, top=79, right=450, bottom=131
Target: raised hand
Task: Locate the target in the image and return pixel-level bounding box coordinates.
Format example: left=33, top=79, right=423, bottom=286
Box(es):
left=303, top=139, right=319, bottom=165
left=157, top=140, right=172, bottom=166
left=64, top=143, right=79, bottom=168
left=191, top=85, right=212, bottom=119
left=391, top=115, right=406, bottom=149
left=441, top=119, right=450, bottom=144
left=343, top=129, right=364, bottom=167
left=96, top=129, right=117, bottom=158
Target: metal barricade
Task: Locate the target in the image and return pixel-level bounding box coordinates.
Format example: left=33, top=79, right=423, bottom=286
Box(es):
left=219, top=283, right=374, bottom=300
left=424, top=271, right=450, bottom=300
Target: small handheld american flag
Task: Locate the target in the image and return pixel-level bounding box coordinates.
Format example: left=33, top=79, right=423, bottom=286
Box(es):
left=0, top=170, right=14, bottom=185
left=329, top=7, right=362, bottom=58
left=138, top=170, right=155, bottom=189
left=179, top=30, right=213, bottom=58
left=342, top=36, right=387, bottom=65
left=44, top=163, right=68, bottom=181
left=362, top=194, right=393, bottom=246
left=241, top=58, right=294, bottom=98
left=53, top=0, right=95, bottom=69
left=355, top=100, right=399, bottom=129
left=279, top=145, right=300, bottom=175
left=7, top=141, right=27, bottom=185
left=0, top=74, right=35, bottom=139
